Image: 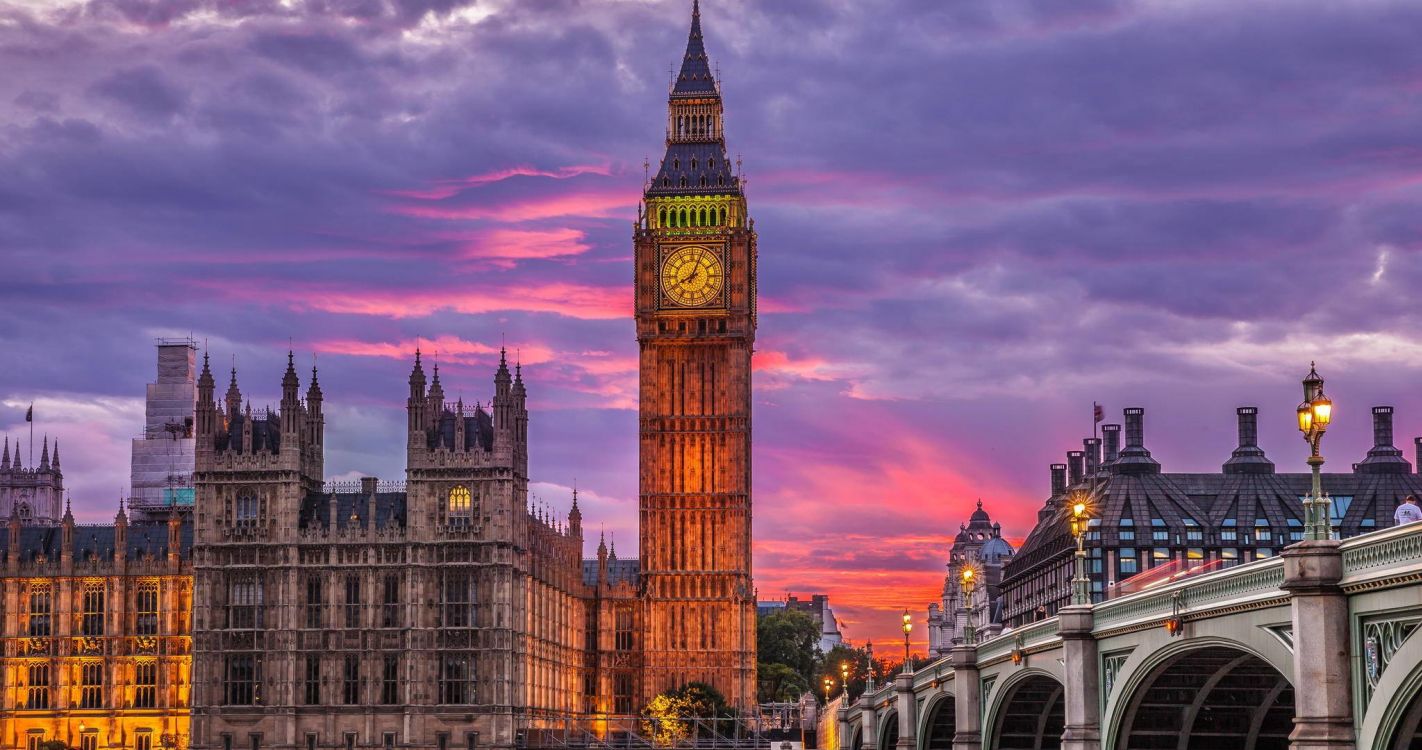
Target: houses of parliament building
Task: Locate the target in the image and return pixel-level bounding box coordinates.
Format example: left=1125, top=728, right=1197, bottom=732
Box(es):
left=0, top=2, right=758, bottom=749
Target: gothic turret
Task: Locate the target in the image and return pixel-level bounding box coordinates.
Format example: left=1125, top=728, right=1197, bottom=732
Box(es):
left=2, top=436, right=9, bottom=470
left=225, top=363, right=242, bottom=420
left=281, top=350, right=301, bottom=435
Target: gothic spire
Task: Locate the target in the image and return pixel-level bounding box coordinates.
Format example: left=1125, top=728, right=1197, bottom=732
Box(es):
left=672, top=0, right=716, bottom=97
left=51, top=439, right=59, bottom=471
left=39, top=435, right=49, bottom=471
left=225, top=359, right=242, bottom=416
left=2, top=436, right=8, bottom=470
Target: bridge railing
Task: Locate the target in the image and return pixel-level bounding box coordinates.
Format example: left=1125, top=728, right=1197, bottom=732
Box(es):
left=1340, top=521, right=1422, bottom=586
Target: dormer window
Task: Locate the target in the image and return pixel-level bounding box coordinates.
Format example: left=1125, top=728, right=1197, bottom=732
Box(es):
left=691, top=158, right=698, bottom=169
left=673, top=158, right=679, bottom=169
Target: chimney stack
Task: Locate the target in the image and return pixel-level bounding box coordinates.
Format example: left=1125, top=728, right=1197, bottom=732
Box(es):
left=1102, top=424, right=1121, bottom=465
left=1223, top=407, right=1273, bottom=474
left=1050, top=463, right=1067, bottom=497
left=1084, top=438, right=1102, bottom=477
left=1067, top=451, right=1085, bottom=485
left=1114, top=407, right=1161, bottom=475
left=1358, top=406, right=1411, bottom=474
left=1415, top=437, right=1422, bottom=475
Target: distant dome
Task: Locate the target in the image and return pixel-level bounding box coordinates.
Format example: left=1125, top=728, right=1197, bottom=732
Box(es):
left=980, top=535, right=1014, bottom=562
left=969, top=500, right=991, bottom=523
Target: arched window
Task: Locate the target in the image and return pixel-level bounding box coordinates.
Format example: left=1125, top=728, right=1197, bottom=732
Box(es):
left=699, top=177, right=708, bottom=188
left=236, top=494, right=257, bottom=523
left=700, top=208, right=708, bottom=224
left=680, top=209, right=688, bottom=226
left=673, top=158, right=679, bottom=170
left=720, top=207, right=727, bottom=224
left=449, top=486, right=472, bottom=524
left=691, top=158, right=698, bottom=169
left=680, top=177, right=687, bottom=188
left=658, top=208, right=666, bottom=227
left=663, top=178, right=670, bottom=188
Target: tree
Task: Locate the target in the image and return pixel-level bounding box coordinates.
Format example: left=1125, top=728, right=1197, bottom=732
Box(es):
left=757, top=608, right=821, bottom=685
left=641, top=682, right=737, bottom=746
left=758, top=661, right=811, bottom=703
left=814, top=643, right=892, bottom=704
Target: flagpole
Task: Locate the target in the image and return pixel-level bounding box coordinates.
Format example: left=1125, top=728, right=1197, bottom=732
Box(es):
left=28, top=402, right=34, bottom=467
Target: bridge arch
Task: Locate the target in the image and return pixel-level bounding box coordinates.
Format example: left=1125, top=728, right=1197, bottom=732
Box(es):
left=916, top=691, right=956, bottom=750
left=849, top=725, right=863, bottom=750
left=1109, top=640, right=1293, bottom=750
left=879, top=710, right=898, bottom=750
left=985, top=668, right=1065, bottom=750
left=1358, top=623, right=1422, bottom=750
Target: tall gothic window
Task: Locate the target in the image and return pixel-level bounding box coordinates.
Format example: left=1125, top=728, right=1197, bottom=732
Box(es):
left=342, top=655, right=360, bottom=705
left=81, top=582, right=106, bottom=636
left=448, top=486, right=472, bottom=525
left=28, top=584, right=52, bottom=637
left=135, top=582, right=159, bottom=635
left=382, top=574, right=400, bottom=628
left=224, top=655, right=258, bottom=705
left=228, top=577, right=263, bottom=630
left=615, top=608, right=634, bottom=651
left=304, top=656, right=321, bottom=705
left=439, top=654, right=475, bottom=705
left=27, top=663, right=51, bottom=709
left=134, top=662, right=158, bottom=708
left=80, top=662, right=104, bottom=708
left=440, top=571, right=475, bottom=628
left=305, top=576, right=324, bottom=629
left=344, top=575, right=361, bottom=629
left=381, top=655, right=399, bottom=705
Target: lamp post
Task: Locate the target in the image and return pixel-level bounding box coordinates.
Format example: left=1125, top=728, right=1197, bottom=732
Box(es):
left=823, top=677, right=834, bottom=705
left=840, top=661, right=850, bottom=697
left=901, top=610, right=913, bottom=673
left=1297, top=362, right=1335, bottom=540
left=1069, top=496, right=1092, bottom=606
left=960, top=566, right=977, bottom=645
left=864, top=640, right=875, bottom=692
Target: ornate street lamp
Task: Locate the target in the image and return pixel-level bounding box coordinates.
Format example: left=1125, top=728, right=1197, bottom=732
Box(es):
left=865, top=640, right=876, bottom=691
left=960, top=566, right=977, bottom=645
left=901, top=610, right=913, bottom=673
left=840, top=661, right=850, bottom=697
left=1069, top=496, right=1093, bottom=605
left=1297, top=362, right=1335, bottom=540
left=823, top=676, right=834, bottom=705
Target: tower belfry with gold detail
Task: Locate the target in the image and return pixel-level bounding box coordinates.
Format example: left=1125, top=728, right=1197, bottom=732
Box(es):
left=635, top=0, right=757, bottom=710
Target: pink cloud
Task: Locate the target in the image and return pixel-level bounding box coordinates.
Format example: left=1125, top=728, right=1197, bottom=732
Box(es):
left=384, top=165, right=613, bottom=201
left=389, top=189, right=634, bottom=223
left=312, top=335, right=557, bottom=366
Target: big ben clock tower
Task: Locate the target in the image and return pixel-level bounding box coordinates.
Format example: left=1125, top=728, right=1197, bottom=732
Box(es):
left=636, top=0, right=757, bottom=710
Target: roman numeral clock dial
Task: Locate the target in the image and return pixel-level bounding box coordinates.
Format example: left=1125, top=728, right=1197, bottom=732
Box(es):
left=660, top=245, right=724, bottom=307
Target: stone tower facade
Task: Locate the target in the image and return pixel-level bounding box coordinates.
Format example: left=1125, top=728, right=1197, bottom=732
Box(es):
left=634, top=0, right=758, bottom=710
left=130, top=338, right=199, bottom=521
left=0, top=434, right=63, bottom=525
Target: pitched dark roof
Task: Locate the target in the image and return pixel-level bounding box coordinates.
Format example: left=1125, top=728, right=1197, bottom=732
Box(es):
left=300, top=491, right=407, bottom=530
left=0, top=520, right=193, bottom=562
left=582, top=557, right=640, bottom=586
left=672, top=0, right=716, bottom=97
left=648, top=143, right=739, bottom=197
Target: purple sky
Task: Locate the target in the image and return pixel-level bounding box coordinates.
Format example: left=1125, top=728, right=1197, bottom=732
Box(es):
left=5, top=0, right=1422, bottom=647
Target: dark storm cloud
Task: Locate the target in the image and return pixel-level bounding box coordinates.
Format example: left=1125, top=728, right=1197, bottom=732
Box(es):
left=6, top=0, right=1422, bottom=643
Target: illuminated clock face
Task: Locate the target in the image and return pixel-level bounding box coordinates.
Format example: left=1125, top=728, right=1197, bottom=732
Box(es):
left=661, top=245, right=724, bottom=307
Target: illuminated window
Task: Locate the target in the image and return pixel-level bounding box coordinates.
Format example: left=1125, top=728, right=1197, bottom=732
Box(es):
left=448, top=486, right=472, bottom=524
left=1221, top=518, right=1238, bottom=542
left=81, top=734, right=98, bottom=750
left=82, top=582, right=106, bottom=636
left=343, top=655, right=360, bottom=705
left=1255, top=520, right=1272, bottom=542
left=304, top=656, right=321, bottom=705
left=136, top=581, right=159, bottom=635
left=225, top=654, right=259, bottom=705
left=439, top=654, right=475, bottom=704
left=228, top=577, right=263, bottom=629
left=441, top=571, right=475, bottom=628
left=344, top=575, right=361, bottom=629
left=1118, top=548, right=1138, bottom=575
left=136, top=731, right=153, bottom=750
left=613, top=672, right=634, bottom=714
left=28, top=584, right=52, bottom=637
left=135, top=661, right=158, bottom=708
left=27, top=733, right=43, bottom=750
left=27, top=663, right=50, bottom=709
left=80, top=661, right=104, bottom=708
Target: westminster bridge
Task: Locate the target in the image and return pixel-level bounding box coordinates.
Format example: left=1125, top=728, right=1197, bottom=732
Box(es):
left=840, top=524, right=1422, bottom=750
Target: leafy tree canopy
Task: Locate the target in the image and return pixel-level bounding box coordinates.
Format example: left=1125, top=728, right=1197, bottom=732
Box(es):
left=757, top=608, right=821, bottom=681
